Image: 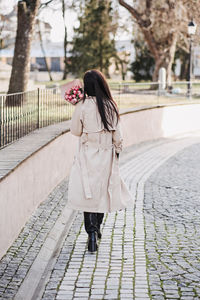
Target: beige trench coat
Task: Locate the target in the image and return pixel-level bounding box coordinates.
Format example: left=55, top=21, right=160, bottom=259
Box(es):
left=67, top=96, right=132, bottom=213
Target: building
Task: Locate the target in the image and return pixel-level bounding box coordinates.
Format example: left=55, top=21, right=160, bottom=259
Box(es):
left=0, top=40, right=134, bottom=78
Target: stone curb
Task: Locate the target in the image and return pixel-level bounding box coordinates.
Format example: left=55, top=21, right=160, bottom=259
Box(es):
left=14, top=207, right=77, bottom=300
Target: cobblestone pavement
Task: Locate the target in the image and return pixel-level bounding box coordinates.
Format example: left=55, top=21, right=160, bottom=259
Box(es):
left=1, top=133, right=200, bottom=300
left=144, top=142, right=200, bottom=300
left=42, top=209, right=134, bottom=300
left=0, top=180, right=69, bottom=299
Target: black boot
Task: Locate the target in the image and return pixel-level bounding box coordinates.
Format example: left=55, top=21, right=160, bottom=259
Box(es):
left=97, top=213, right=104, bottom=239
left=88, top=232, right=98, bottom=252
left=97, top=226, right=102, bottom=239
left=84, top=212, right=98, bottom=252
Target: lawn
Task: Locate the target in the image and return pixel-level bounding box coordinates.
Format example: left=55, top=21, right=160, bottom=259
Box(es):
left=1, top=81, right=200, bottom=149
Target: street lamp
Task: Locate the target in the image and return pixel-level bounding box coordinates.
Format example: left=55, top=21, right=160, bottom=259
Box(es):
left=187, top=21, right=197, bottom=99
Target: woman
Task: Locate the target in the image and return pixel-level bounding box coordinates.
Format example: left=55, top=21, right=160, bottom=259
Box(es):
left=67, top=70, right=132, bottom=252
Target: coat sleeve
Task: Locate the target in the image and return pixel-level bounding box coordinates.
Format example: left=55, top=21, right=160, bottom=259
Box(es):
left=70, top=102, right=83, bottom=137
left=112, top=120, right=123, bottom=153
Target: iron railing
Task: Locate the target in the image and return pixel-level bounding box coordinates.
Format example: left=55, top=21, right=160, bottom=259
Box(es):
left=1, top=81, right=200, bottom=150
left=110, top=81, right=200, bottom=100
left=110, top=81, right=200, bottom=109
left=0, top=87, right=74, bottom=149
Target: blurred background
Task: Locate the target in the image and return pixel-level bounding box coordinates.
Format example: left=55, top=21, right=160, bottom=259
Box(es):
left=0, top=0, right=200, bottom=91
left=1, top=0, right=200, bottom=149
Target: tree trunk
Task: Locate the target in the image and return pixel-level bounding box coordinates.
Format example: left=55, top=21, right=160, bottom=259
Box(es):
left=180, top=59, right=189, bottom=80
left=166, top=57, right=173, bottom=88
left=137, top=21, right=177, bottom=86
left=120, top=61, right=126, bottom=81
left=152, top=56, right=164, bottom=82
left=99, top=36, right=103, bottom=72
left=6, top=0, right=40, bottom=105
left=166, top=34, right=178, bottom=87
left=38, top=20, right=53, bottom=81
left=62, top=0, right=68, bottom=80
left=62, top=25, right=68, bottom=80
left=152, top=34, right=178, bottom=87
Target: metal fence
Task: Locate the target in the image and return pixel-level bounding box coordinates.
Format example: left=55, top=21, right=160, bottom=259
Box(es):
left=0, top=87, right=74, bottom=149
left=110, top=81, right=200, bottom=101
left=1, top=81, right=200, bottom=150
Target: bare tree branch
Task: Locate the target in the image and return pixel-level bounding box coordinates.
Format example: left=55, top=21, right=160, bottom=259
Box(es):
left=39, top=0, right=54, bottom=9
left=118, top=0, right=183, bottom=85
left=119, top=0, right=200, bottom=84
left=118, top=0, right=141, bottom=22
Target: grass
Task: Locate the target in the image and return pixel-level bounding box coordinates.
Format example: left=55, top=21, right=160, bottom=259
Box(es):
left=2, top=86, right=200, bottom=149
left=0, top=90, right=74, bottom=148
left=115, top=94, right=200, bottom=109
left=1, top=77, right=200, bottom=150
left=2, top=90, right=200, bottom=125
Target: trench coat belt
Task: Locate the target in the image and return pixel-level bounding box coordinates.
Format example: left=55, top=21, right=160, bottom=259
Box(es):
left=79, top=140, right=115, bottom=200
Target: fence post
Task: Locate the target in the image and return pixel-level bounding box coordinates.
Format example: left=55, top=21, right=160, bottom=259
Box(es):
left=37, top=88, right=40, bottom=129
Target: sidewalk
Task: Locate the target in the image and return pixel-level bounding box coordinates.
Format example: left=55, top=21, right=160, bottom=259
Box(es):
left=1, top=132, right=200, bottom=300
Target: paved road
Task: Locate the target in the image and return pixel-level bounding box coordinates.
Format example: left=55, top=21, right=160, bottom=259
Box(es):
left=144, top=142, right=200, bottom=300
left=1, top=133, right=200, bottom=300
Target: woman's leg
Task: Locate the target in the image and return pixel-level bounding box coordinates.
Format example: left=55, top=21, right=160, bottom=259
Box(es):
left=84, top=212, right=98, bottom=252
left=84, top=212, right=98, bottom=234
left=97, top=213, right=104, bottom=226
left=96, top=213, right=104, bottom=239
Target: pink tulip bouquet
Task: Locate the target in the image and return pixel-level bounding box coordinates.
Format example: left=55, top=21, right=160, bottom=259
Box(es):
left=64, top=85, right=84, bottom=105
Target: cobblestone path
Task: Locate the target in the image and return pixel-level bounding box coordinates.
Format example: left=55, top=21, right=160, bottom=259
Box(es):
left=144, top=142, right=200, bottom=300
left=1, top=133, right=200, bottom=300
left=0, top=179, right=69, bottom=300
left=41, top=209, right=135, bottom=300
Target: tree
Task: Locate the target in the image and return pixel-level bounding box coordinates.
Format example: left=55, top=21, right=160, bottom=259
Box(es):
left=70, top=0, right=117, bottom=77
left=0, top=1, right=17, bottom=50
left=7, top=0, right=40, bottom=102
left=119, top=0, right=187, bottom=86
left=61, top=0, right=68, bottom=80
left=37, top=19, right=53, bottom=81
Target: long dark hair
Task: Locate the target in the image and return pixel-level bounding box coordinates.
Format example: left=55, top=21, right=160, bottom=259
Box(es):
left=83, top=69, right=119, bottom=131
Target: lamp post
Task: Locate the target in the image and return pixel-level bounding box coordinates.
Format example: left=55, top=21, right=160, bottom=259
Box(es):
left=187, top=21, right=197, bottom=99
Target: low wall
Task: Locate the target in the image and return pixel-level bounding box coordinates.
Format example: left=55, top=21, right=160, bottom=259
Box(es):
left=0, top=127, right=79, bottom=259
left=121, top=104, right=200, bottom=147
left=1, top=103, right=200, bottom=258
